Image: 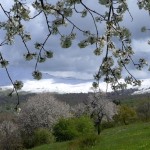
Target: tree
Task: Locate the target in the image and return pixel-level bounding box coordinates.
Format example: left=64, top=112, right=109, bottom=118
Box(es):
left=0, top=1, right=150, bottom=108
left=114, top=105, right=136, bottom=125
left=73, top=92, right=117, bottom=134
left=18, top=93, right=72, bottom=135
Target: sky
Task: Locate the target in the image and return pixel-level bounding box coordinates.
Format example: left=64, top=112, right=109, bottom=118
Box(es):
left=0, top=0, right=150, bottom=93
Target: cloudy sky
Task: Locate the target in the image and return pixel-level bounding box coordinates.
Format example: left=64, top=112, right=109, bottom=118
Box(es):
left=0, top=0, right=150, bottom=93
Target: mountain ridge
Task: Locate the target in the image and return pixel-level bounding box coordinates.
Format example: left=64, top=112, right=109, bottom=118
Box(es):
left=1, top=77, right=150, bottom=95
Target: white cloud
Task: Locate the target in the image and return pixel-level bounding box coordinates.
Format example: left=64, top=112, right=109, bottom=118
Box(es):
left=132, top=38, right=150, bottom=53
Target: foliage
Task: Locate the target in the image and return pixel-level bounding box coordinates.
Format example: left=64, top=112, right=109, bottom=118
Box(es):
left=53, top=118, right=78, bottom=141
left=68, top=134, right=99, bottom=150
left=78, top=135, right=99, bottom=149
left=33, top=128, right=55, bottom=146
left=101, top=120, right=116, bottom=130
left=22, top=134, right=35, bottom=149
left=113, top=105, right=136, bottom=125
left=18, top=93, right=72, bottom=135
left=73, top=116, right=95, bottom=136
left=53, top=116, right=95, bottom=141
left=0, top=120, right=23, bottom=150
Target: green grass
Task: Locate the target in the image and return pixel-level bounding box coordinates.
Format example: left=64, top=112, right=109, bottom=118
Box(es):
left=94, top=122, right=150, bottom=150
left=30, top=122, right=150, bottom=150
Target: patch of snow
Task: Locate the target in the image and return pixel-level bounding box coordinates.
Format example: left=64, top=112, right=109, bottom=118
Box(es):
left=1, top=78, right=150, bottom=94
left=1, top=79, right=114, bottom=94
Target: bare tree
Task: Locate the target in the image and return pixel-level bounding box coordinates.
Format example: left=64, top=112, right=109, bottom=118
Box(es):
left=18, top=93, right=72, bottom=135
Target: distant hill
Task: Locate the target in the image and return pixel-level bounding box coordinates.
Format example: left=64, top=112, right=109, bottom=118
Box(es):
left=1, top=88, right=150, bottom=109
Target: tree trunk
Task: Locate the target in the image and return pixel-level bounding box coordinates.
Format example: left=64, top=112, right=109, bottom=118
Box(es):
left=97, top=122, right=101, bottom=135
left=123, top=118, right=128, bottom=125
left=97, top=116, right=103, bottom=135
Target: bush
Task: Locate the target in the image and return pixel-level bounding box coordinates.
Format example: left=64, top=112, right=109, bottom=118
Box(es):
left=101, top=121, right=115, bottom=130
left=33, top=128, right=55, bottom=146
left=53, top=118, right=78, bottom=141
left=79, top=134, right=99, bottom=149
left=68, top=134, right=99, bottom=150
left=22, top=128, right=54, bottom=148
left=22, top=135, right=35, bottom=149
left=53, top=116, right=95, bottom=141
left=74, top=116, right=95, bottom=135
left=113, top=105, right=136, bottom=125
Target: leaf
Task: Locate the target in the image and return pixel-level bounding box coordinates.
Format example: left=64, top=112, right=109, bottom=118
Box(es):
left=45, top=51, right=53, bottom=58
left=32, top=71, right=42, bottom=80
left=14, top=80, right=23, bottom=90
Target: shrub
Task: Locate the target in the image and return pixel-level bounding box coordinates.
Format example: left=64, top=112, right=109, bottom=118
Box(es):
left=114, top=105, right=136, bottom=125
left=53, top=116, right=95, bottom=141
left=53, top=118, right=78, bottom=141
left=74, top=116, right=95, bottom=135
left=33, top=128, right=55, bottom=146
left=101, top=121, right=115, bottom=130
left=68, top=134, right=99, bottom=150
left=22, top=134, right=35, bottom=149
left=79, top=134, right=99, bottom=149
left=22, top=128, right=55, bottom=148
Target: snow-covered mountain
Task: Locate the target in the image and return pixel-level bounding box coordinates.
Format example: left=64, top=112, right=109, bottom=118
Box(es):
left=1, top=76, right=150, bottom=94
left=132, top=79, right=150, bottom=95
left=1, top=73, right=114, bottom=93
left=0, top=73, right=93, bottom=93
left=1, top=79, right=111, bottom=94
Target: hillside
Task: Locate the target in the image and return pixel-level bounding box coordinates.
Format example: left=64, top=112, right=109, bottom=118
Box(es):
left=1, top=89, right=150, bottom=110
left=30, top=122, right=150, bottom=150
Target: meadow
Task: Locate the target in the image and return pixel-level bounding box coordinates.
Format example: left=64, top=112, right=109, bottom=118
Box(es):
left=31, top=122, right=150, bottom=150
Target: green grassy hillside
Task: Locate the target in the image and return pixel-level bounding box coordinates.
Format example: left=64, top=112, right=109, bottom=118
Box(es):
left=30, top=122, right=150, bottom=150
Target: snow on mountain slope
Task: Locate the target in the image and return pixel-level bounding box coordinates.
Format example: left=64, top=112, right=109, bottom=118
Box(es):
left=1, top=79, right=93, bottom=93
left=21, top=79, right=93, bottom=93
left=1, top=78, right=112, bottom=93
left=1, top=78, right=150, bottom=94
left=132, top=79, right=150, bottom=95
